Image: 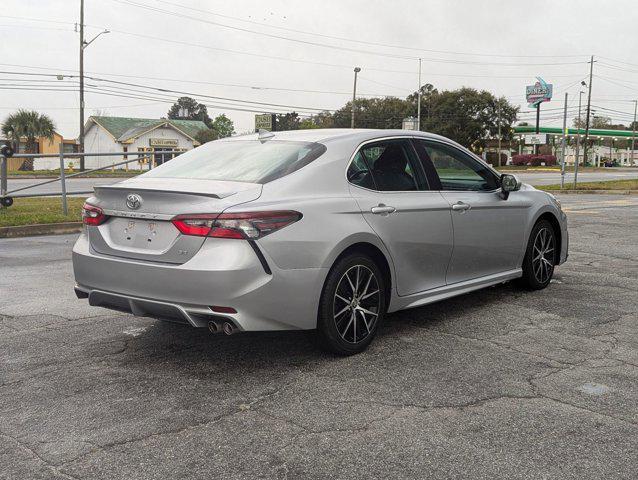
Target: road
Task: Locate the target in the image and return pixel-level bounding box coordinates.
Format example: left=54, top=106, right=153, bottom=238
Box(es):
left=4, top=168, right=638, bottom=195
left=516, top=168, right=638, bottom=186
left=1, top=194, right=637, bottom=479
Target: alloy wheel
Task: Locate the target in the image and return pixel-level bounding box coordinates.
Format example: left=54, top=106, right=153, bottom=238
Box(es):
left=333, top=265, right=381, bottom=344
left=532, top=227, right=554, bottom=284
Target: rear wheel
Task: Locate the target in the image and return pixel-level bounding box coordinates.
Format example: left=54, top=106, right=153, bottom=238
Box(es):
left=317, top=253, right=386, bottom=355
left=520, top=219, right=556, bottom=290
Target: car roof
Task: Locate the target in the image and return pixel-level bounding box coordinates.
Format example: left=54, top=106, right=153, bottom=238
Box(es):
left=221, top=128, right=452, bottom=145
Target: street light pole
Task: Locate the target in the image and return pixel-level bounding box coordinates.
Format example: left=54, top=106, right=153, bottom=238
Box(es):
left=582, top=55, right=594, bottom=167
left=497, top=103, right=502, bottom=168
left=78, top=0, right=109, bottom=171
left=351, top=67, right=361, bottom=129
left=560, top=92, right=568, bottom=188
left=574, top=90, right=583, bottom=188
left=631, top=99, right=637, bottom=166
left=79, top=0, right=85, bottom=170
left=417, top=58, right=422, bottom=131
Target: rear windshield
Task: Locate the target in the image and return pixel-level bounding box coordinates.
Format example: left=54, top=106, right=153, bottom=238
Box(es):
left=142, top=140, right=327, bottom=184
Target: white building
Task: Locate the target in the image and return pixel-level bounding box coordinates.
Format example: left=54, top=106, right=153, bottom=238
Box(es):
left=35, top=116, right=209, bottom=170
left=513, top=126, right=638, bottom=167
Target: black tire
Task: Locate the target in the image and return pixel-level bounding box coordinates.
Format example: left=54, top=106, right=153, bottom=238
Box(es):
left=317, top=253, right=386, bottom=355
left=520, top=219, right=556, bottom=290
left=0, top=196, right=13, bottom=208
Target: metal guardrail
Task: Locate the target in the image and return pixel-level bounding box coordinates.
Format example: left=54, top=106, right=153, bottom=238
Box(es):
left=0, top=143, right=179, bottom=214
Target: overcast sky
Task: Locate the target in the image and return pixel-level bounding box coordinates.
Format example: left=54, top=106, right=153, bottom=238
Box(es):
left=1, top=0, right=637, bottom=138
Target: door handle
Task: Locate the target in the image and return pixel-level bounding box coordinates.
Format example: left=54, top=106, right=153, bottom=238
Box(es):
left=371, top=204, right=396, bottom=215
left=451, top=201, right=471, bottom=212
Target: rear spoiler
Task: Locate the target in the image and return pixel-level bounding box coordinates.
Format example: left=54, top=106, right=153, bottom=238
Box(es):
left=94, top=185, right=225, bottom=199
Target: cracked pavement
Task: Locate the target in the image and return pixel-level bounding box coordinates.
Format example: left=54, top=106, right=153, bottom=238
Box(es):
left=0, top=194, right=636, bottom=479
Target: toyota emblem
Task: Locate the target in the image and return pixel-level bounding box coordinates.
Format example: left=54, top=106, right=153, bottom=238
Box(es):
left=126, top=193, right=142, bottom=210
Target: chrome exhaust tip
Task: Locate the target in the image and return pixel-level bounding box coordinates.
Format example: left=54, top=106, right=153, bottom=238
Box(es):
left=208, top=321, right=220, bottom=334
left=222, top=321, right=236, bottom=335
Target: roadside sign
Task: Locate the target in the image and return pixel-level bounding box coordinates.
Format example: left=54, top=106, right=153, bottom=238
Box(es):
left=523, top=134, right=548, bottom=145
left=149, top=138, right=179, bottom=147
left=255, top=113, right=275, bottom=132
left=402, top=117, right=418, bottom=130
left=526, top=77, right=553, bottom=108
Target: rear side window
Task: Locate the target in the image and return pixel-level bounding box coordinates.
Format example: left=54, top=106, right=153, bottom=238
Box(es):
left=347, top=139, right=425, bottom=191
left=142, top=140, right=326, bottom=184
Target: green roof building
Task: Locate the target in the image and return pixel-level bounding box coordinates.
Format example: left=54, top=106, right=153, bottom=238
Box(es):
left=83, top=116, right=210, bottom=170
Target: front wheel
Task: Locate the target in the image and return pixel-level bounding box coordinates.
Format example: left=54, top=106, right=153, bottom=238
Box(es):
left=317, top=254, right=386, bottom=355
left=520, top=219, right=556, bottom=290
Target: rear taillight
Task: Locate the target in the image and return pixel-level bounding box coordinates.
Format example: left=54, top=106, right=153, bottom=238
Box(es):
left=172, top=211, right=301, bottom=240
left=82, top=203, right=107, bottom=226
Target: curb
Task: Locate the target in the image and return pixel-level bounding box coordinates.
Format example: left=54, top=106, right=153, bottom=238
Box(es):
left=541, top=190, right=637, bottom=195
left=0, top=222, right=82, bottom=238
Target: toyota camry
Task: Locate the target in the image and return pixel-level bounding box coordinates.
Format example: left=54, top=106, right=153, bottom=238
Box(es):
left=73, top=129, right=568, bottom=354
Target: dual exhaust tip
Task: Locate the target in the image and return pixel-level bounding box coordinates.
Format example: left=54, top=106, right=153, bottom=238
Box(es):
left=208, top=320, right=237, bottom=336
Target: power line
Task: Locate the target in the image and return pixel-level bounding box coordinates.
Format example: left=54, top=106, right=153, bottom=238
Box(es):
left=110, top=0, right=590, bottom=67
left=0, top=69, right=396, bottom=98
left=598, top=56, right=638, bottom=69
left=152, top=0, right=588, bottom=59
left=595, top=75, right=638, bottom=93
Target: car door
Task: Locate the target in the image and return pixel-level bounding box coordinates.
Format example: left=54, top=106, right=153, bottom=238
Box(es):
left=347, top=138, right=453, bottom=296
left=412, top=139, right=530, bottom=285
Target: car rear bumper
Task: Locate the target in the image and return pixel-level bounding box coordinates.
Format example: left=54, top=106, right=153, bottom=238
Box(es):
left=72, top=232, right=327, bottom=331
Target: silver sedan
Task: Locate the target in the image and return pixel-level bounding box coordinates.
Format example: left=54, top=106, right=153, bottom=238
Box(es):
left=73, top=129, right=568, bottom=354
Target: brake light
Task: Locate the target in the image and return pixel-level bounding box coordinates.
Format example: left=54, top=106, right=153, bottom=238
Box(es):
left=172, top=211, right=301, bottom=239
left=82, top=203, right=107, bottom=226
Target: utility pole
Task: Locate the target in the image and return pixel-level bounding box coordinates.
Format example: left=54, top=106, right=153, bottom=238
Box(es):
left=582, top=55, right=594, bottom=167
left=351, top=67, right=361, bottom=129
left=78, top=2, right=109, bottom=171
left=631, top=99, right=637, bottom=166
left=79, top=0, right=85, bottom=170
left=574, top=89, right=584, bottom=188
left=417, top=58, right=422, bottom=131
left=497, top=103, right=502, bottom=167
left=534, top=102, right=541, bottom=155
left=560, top=92, right=568, bottom=188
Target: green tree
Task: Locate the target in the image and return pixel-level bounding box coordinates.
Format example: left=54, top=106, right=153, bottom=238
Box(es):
left=417, top=87, right=518, bottom=150
left=573, top=115, right=620, bottom=130
left=168, top=97, right=212, bottom=128
left=1, top=110, right=56, bottom=170
left=194, top=128, right=219, bottom=145
left=210, top=114, right=234, bottom=138
left=274, top=112, right=301, bottom=131
left=332, top=97, right=413, bottom=129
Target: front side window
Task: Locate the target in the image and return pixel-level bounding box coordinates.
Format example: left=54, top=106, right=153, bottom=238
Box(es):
left=347, top=139, right=422, bottom=191
left=416, top=141, right=499, bottom=191
left=142, top=140, right=326, bottom=184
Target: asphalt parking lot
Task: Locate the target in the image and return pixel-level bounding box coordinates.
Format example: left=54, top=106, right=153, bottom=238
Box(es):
left=1, top=193, right=637, bottom=479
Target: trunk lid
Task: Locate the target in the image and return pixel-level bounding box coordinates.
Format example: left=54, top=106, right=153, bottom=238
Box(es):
left=88, top=177, right=262, bottom=264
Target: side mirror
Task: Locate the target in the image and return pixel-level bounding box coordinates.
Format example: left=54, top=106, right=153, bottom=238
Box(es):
left=500, top=174, right=521, bottom=200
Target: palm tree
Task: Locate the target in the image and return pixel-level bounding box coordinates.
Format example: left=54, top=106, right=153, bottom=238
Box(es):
left=2, top=110, right=56, bottom=170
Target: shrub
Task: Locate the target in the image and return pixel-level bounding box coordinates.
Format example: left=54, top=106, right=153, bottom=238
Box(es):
left=511, top=154, right=557, bottom=166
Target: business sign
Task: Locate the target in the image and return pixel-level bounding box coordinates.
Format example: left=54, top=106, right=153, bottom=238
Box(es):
left=526, top=77, right=553, bottom=108
left=149, top=138, right=178, bottom=147
left=402, top=117, right=418, bottom=131
left=255, top=113, right=275, bottom=131
left=523, top=134, right=548, bottom=145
